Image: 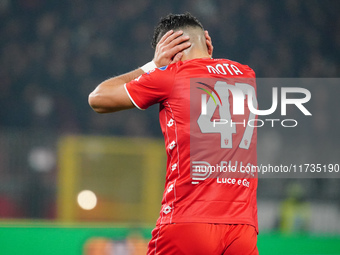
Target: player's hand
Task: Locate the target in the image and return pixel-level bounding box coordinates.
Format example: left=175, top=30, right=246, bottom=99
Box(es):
left=205, top=30, right=213, bottom=57
left=153, top=30, right=191, bottom=67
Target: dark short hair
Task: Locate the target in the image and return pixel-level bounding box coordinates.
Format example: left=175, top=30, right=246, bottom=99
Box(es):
left=151, top=12, right=204, bottom=48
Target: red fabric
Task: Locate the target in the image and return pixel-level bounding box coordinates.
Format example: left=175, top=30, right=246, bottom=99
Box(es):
left=147, top=223, right=258, bottom=255
left=125, top=58, right=258, bottom=232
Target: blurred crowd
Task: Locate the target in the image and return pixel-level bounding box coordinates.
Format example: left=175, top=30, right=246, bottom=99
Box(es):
left=0, top=0, right=339, bottom=135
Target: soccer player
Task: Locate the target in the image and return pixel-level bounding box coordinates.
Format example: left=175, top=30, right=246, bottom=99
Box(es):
left=89, top=13, right=258, bottom=255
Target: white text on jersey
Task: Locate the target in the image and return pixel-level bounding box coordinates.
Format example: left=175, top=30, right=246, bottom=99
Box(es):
left=206, top=63, right=243, bottom=76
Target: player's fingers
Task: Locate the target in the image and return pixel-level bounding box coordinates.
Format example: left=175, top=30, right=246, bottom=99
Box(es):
left=171, top=52, right=183, bottom=64
left=157, top=30, right=174, bottom=45
left=162, top=30, right=184, bottom=46
left=167, top=41, right=191, bottom=58
left=167, top=35, right=190, bottom=49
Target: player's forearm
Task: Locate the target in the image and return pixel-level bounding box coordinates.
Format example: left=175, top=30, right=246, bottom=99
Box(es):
left=88, top=68, right=144, bottom=113
left=89, top=30, right=192, bottom=114
left=97, top=68, right=144, bottom=91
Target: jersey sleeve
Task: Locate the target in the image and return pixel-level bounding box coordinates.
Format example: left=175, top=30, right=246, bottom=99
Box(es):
left=124, top=66, right=175, bottom=110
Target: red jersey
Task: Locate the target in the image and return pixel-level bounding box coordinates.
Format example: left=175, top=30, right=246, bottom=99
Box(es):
left=125, top=58, right=258, bottom=232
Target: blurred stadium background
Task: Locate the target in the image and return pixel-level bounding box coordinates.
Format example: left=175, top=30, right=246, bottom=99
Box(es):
left=0, top=0, right=340, bottom=254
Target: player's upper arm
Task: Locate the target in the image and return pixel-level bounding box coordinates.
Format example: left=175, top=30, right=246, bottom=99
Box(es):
left=89, top=80, right=135, bottom=113
left=125, top=66, right=175, bottom=110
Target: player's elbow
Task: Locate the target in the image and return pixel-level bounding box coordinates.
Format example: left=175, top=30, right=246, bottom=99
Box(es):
left=88, top=85, right=134, bottom=113
left=88, top=92, right=111, bottom=113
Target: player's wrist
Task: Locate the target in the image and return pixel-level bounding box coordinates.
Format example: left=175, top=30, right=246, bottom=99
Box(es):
left=141, top=61, right=157, bottom=73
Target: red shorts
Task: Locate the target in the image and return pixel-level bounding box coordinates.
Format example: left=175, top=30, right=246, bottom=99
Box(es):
left=147, top=223, right=258, bottom=255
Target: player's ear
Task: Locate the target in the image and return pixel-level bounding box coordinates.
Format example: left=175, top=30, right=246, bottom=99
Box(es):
left=205, top=30, right=213, bottom=57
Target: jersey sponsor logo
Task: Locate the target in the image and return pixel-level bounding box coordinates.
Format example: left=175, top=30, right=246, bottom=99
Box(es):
left=158, top=65, right=168, bottom=71
left=167, top=184, right=174, bottom=193
left=167, top=118, right=174, bottom=127
left=191, top=161, right=212, bottom=184
left=192, top=160, right=256, bottom=179
left=216, top=177, right=250, bottom=188
left=163, top=205, right=172, bottom=215
left=171, top=163, right=177, bottom=171
left=168, top=140, right=176, bottom=150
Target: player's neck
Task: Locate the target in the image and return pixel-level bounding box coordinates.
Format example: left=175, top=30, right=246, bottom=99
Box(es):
left=179, top=27, right=212, bottom=61
left=181, top=50, right=211, bottom=61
